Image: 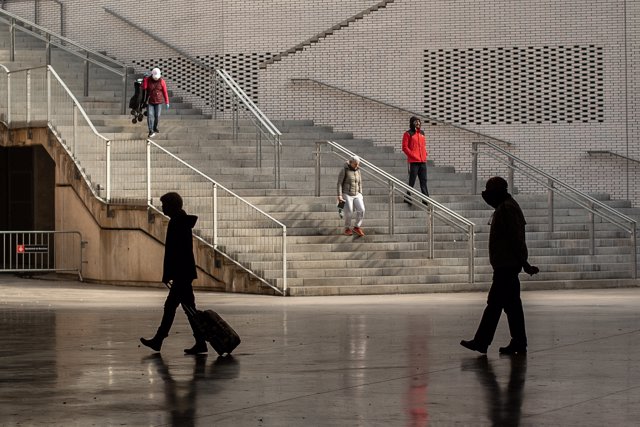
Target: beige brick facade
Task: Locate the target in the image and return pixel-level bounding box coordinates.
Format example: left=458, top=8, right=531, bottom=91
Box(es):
left=5, top=0, right=640, bottom=205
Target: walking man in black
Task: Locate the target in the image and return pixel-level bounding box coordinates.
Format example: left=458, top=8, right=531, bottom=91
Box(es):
left=140, top=192, right=207, bottom=355
left=461, top=177, right=539, bottom=355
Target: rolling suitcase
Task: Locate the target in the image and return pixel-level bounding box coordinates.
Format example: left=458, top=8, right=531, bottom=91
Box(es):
left=184, top=305, right=241, bottom=356
left=164, top=282, right=241, bottom=356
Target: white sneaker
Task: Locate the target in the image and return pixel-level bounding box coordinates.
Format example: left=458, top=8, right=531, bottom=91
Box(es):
left=148, top=132, right=156, bottom=138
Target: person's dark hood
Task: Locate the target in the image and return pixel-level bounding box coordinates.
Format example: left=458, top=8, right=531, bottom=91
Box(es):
left=171, top=210, right=198, bottom=228
left=482, top=188, right=509, bottom=209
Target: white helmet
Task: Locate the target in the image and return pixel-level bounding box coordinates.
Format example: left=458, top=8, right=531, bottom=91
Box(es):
left=151, top=68, right=161, bottom=80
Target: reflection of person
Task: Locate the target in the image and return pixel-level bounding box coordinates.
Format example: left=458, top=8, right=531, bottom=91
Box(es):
left=337, top=155, right=366, bottom=236
left=461, top=355, right=527, bottom=426
left=461, top=177, right=539, bottom=355
left=142, top=67, right=170, bottom=138
left=144, top=353, right=206, bottom=427
left=140, top=192, right=207, bottom=355
left=402, top=117, right=429, bottom=202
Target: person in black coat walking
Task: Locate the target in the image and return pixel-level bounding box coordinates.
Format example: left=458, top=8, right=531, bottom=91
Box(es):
left=460, top=177, right=539, bottom=355
left=140, top=192, right=207, bottom=355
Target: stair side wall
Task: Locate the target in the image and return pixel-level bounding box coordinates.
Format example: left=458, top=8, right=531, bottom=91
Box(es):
left=0, top=125, right=272, bottom=294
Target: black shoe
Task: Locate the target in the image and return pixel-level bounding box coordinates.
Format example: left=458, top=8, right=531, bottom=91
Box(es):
left=460, top=339, right=488, bottom=354
left=153, top=128, right=159, bottom=134
left=499, top=343, right=527, bottom=355
left=140, top=336, right=163, bottom=352
left=184, top=342, right=208, bottom=355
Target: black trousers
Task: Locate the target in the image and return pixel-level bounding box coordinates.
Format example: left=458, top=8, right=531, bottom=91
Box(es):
left=408, top=162, right=429, bottom=196
left=473, top=269, right=527, bottom=348
left=156, top=280, right=203, bottom=341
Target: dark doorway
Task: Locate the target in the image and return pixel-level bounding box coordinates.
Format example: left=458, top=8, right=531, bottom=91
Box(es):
left=0, top=145, right=55, bottom=231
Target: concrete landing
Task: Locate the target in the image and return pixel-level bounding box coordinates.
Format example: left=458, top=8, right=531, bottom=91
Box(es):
left=0, top=275, right=639, bottom=426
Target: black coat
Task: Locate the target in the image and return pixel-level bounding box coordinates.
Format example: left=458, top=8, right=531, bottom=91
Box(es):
left=488, top=195, right=528, bottom=271
left=162, top=211, right=198, bottom=284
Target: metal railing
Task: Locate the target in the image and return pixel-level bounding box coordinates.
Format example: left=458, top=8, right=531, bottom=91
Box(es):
left=473, top=141, right=637, bottom=278
left=103, top=7, right=283, bottom=188
left=0, top=231, right=83, bottom=280
left=315, top=140, right=476, bottom=284
left=0, top=64, right=288, bottom=294
left=295, top=77, right=638, bottom=279
left=216, top=69, right=282, bottom=188
left=102, top=7, right=283, bottom=187
left=0, top=7, right=130, bottom=113
left=292, top=77, right=514, bottom=148
left=1, top=0, right=64, bottom=35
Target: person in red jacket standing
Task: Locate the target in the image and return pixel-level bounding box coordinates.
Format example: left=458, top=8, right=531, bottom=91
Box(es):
left=402, top=116, right=429, bottom=203
left=142, top=67, right=170, bottom=138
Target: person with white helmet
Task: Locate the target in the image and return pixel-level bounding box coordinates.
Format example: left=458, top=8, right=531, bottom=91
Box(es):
left=142, top=67, right=170, bottom=138
left=337, top=155, right=366, bottom=237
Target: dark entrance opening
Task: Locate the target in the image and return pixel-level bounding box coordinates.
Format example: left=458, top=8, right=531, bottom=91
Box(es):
left=0, top=145, right=55, bottom=231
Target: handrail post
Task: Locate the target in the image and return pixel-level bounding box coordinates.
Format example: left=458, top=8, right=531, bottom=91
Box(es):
left=276, top=135, right=281, bottom=189
left=232, top=98, right=238, bottom=143
left=122, top=67, right=129, bottom=115
left=45, top=33, right=51, bottom=65
left=46, top=67, right=50, bottom=122
left=428, top=203, right=434, bottom=259
left=146, top=139, right=151, bottom=205
left=255, top=127, right=260, bottom=168
left=83, top=51, right=90, bottom=97
left=211, top=70, right=217, bottom=119
left=589, top=204, right=595, bottom=255
left=25, top=70, right=30, bottom=125
left=469, top=225, right=475, bottom=284
left=9, top=18, right=15, bottom=62
left=632, top=223, right=637, bottom=279
left=388, top=180, right=395, bottom=235
left=508, top=157, right=515, bottom=193
left=213, top=183, right=218, bottom=249
left=315, top=142, right=321, bottom=197
left=7, top=71, right=11, bottom=124
left=471, top=141, right=478, bottom=194
left=282, top=226, right=287, bottom=295
left=72, top=103, right=77, bottom=152
left=106, top=140, right=111, bottom=202
left=548, top=178, right=554, bottom=232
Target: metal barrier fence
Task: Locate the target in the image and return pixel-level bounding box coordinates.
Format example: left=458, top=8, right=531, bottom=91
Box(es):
left=0, top=231, right=83, bottom=280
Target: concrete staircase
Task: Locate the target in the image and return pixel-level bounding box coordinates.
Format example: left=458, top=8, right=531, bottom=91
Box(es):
left=87, top=114, right=640, bottom=295
left=1, top=20, right=638, bottom=295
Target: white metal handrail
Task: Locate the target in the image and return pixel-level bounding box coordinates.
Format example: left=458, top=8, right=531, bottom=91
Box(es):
left=0, top=63, right=289, bottom=294
left=316, top=140, right=476, bottom=284
left=473, top=141, right=637, bottom=278
left=215, top=69, right=282, bottom=188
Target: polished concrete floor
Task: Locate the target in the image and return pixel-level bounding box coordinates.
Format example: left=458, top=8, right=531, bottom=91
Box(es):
left=0, top=275, right=639, bottom=426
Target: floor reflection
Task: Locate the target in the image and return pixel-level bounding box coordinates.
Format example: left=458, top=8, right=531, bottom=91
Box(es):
left=462, top=355, right=527, bottom=426
left=406, top=318, right=429, bottom=427
left=143, top=354, right=240, bottom=427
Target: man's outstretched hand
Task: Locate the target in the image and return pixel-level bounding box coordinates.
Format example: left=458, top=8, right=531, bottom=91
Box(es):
left=523, top=262, right=539, bottom=276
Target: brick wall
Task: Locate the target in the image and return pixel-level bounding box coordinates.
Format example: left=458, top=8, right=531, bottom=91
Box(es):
left=5, top=0, right=640, bottom=205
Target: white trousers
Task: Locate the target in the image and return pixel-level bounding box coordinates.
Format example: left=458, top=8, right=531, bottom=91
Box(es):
left=342, top=193, right=365, bottom=228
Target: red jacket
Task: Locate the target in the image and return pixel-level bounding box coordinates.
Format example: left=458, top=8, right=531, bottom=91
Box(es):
left=402, top=130, right=428, bottom=163
left=142, top=77, right=169, bottom=105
